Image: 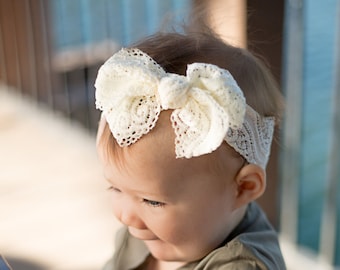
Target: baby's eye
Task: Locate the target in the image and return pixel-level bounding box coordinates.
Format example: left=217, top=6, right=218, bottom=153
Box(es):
left=142, top=198, right=165, bottom=208
left=107, top=186, right=121, bottom=193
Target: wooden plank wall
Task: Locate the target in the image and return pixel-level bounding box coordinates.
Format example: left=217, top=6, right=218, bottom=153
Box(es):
left=0, top=0, right=55, bottom=105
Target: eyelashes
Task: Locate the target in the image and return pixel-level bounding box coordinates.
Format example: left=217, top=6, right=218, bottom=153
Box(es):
left=142, top=198, right=166, bottom=208
left=107, top=186, right=166, bottom=208
left=107, top=186, right=119, bottom=192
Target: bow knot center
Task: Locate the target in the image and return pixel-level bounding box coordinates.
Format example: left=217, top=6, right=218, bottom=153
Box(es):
left=158, top=74, right=190, bottom=109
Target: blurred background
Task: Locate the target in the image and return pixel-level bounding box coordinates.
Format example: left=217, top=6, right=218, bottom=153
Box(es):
left=0, top=0, right=339, bottom=269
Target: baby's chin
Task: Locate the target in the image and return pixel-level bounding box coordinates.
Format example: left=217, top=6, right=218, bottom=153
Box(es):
left=145, top=240, right=182, bottom=262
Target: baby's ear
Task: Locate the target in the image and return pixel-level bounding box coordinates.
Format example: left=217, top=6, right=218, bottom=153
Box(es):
left=234, top=164, right=266, bottom=208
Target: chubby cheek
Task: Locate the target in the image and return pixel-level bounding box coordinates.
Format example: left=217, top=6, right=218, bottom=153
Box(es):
left=146, top=220, right=219, bottom=262
left=107, top=195, right=127, bottom=227
left=169, top=201, right=234, bottom=255
left=110, top=192, right=134, bottom=226
left=111, top=201, right=120, bottom=221
left=144, top=220, right=199, bottom=261
left=148, top=213, right=206, bottom=246
left=138, top=210, right=191, bottom=247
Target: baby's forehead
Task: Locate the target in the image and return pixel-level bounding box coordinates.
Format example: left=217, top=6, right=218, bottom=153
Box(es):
left=97, top=111, right=172, bottom=157
left=97, top=112, right=241, bottom=176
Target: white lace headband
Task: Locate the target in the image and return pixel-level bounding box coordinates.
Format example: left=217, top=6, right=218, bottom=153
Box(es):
left=95, top=48, right=275, bottom=169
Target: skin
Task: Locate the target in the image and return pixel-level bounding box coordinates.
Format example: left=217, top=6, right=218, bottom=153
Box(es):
left=97, top=111, right=266, bottom=270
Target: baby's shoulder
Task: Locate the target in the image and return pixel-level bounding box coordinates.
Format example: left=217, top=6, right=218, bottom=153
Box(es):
left=188, top=237, right=285, bottom=270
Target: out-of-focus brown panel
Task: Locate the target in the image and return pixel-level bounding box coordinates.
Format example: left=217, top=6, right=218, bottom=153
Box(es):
left=12, top=0, right=37, bottom=97
left=0, top=0, right=21, bottom=88
left=0, top=0, right=55, bottom=106
left=191, top=0, right=247, bottom=47
left=246, top=0, right=284, bottom=84
left=247, top=0, right=285, bottom=229
left=27, top=0, right=54, bottom=104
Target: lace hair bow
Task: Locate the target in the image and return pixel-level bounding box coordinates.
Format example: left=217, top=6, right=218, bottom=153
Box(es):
left=95, top=48, right=275, bottom=169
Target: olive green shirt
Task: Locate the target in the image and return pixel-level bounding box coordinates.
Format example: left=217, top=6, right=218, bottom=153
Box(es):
left=103, top=203, right=286, bottom=270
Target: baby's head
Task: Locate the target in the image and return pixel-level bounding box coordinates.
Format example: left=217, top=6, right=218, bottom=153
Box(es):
left=95, top=31, right=283, bottom=263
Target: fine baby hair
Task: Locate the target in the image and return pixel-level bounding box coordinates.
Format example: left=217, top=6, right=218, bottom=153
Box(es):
left=95, top=29, right=285, bottom=269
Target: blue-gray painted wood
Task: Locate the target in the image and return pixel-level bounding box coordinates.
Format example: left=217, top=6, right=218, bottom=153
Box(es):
left=281, top=0, right=340, bottom=266
left=50, top=0, right=190, bottom=51
left=298, top=0, right=337, bottom=254
left=320, top=1, right=340, bottom=265
left=280, top=0, right=304, bottom=244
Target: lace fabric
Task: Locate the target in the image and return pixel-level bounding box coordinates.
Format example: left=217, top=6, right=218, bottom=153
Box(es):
left=226, top=106, right=275, bottom=169
left=95, top=48, right=275, bottom=169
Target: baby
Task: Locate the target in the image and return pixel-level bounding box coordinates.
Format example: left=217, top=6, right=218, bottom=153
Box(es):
left=95, top=30, right=286, bottom=269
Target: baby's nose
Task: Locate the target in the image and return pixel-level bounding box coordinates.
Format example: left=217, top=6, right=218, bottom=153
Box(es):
left=117, top=202, right=146, bottom=229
